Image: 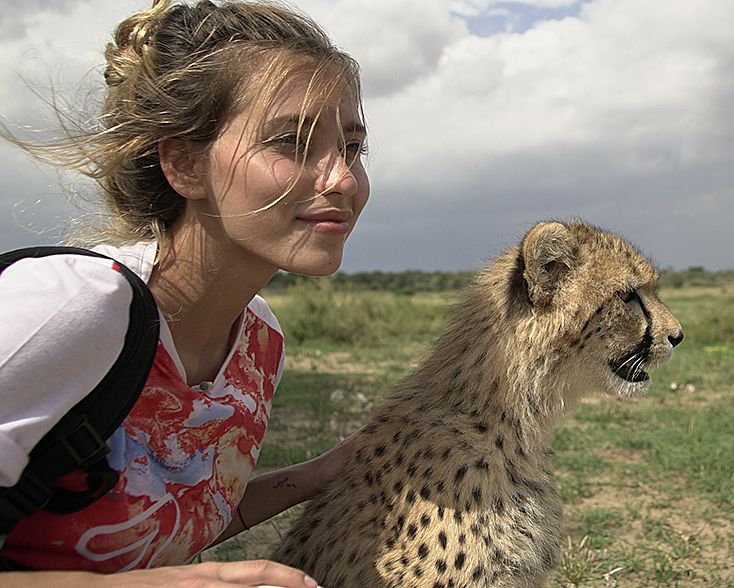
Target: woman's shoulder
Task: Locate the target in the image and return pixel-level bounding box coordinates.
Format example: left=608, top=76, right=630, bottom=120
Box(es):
left=91, top=240, right=157, bottom=282
left=0, top=249, right=136, bottom=311
left=247, top=294, right=283, bottom=336
left=0, top=249, right=137, bottom=326
left=0, top=249, right=139, bottom=486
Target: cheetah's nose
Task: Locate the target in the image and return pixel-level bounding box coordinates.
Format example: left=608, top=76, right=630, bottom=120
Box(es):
left=668, top=331, right=684, bottom=348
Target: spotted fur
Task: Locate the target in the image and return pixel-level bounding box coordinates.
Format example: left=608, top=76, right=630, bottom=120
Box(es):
left=271, top=220, right=683, bottom=588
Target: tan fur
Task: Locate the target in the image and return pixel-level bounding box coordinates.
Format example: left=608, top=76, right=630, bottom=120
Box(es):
left=271, top=220, right=683, bottom=588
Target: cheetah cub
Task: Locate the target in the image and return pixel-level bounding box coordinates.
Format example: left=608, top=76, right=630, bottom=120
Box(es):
left=272, top=220, right=683, bottom=588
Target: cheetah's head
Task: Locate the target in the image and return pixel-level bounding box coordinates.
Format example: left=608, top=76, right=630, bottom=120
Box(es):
left=513, top=220, right=683, bottom=402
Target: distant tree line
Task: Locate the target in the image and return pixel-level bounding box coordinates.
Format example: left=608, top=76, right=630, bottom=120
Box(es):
left=657, top=267, right=734, bottom=289
left=264, top=266, right=734, bottom=294
left=265, top=269, right=474, bottom=294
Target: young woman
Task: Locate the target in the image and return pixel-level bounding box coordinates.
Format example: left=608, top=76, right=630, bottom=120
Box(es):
left=0, top=1, right=369, bottom=586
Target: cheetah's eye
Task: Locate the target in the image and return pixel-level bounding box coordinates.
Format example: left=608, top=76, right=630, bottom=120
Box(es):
left=618, top=290, right=641, bottom=306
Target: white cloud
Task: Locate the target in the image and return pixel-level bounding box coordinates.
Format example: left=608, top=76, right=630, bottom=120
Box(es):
left=0, top=0, right=83, bottom=39
left=0, top=0, right=143, bottom=122
left=366, top=7, right=726, bottom=188
left=302, top=0, right=466, bottom=96
left=0, top=0, right=143, bottom=244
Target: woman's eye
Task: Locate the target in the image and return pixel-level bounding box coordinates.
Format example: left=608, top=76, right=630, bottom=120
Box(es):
left=343, top=139, right=368, bottom=161
left=265, top=133, right=308, bottom=154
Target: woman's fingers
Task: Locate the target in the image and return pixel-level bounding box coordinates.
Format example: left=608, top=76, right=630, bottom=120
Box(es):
left=215, top=559, right=318, bottom=587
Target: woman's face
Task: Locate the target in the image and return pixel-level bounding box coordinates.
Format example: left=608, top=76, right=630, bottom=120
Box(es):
left=195, top=69, right=369, bottom=279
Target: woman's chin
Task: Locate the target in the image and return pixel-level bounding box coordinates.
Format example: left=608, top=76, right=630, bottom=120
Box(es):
left=285, top=253, right=345, bottom=277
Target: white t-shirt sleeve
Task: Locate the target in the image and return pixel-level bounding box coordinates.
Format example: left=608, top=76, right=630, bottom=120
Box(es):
left=0, top=254, right=133, bottom=487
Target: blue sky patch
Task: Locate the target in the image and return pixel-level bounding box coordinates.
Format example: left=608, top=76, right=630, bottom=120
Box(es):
left=452, top=1, right=590, bottom=36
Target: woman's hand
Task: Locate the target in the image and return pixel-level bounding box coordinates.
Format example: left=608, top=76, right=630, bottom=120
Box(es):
left=107, top=559, right=319, bottom=587
left=3, top=559, right=319, bottom=588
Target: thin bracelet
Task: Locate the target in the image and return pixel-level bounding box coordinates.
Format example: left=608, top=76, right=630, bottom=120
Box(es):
left=236, top=504, right=250, bottom=531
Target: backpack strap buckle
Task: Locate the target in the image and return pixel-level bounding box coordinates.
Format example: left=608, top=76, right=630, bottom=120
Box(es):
left=54, top=413, right=111, bottom=470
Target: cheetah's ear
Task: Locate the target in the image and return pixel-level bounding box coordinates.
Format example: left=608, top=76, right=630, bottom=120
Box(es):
left=521, top=221, right=578, bottom=308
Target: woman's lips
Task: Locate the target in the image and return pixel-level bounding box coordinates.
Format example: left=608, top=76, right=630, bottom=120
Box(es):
left=298, top=210, right=352, bottom=235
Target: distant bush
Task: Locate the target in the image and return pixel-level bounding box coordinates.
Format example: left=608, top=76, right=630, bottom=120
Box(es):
left=271, top=279, right=452, bottom=347
left=686, top=306, right=734, bottom=346
left=267, top=267, right=734, bottom=293
left=659, top=267, right=734, bottom=289
left=265, top=269, right=474, bottom=293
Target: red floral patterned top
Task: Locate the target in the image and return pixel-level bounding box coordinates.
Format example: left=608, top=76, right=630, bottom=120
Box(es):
left=3, top=300, right=284, bottom=572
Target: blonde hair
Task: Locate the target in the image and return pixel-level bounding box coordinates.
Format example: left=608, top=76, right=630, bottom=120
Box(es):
left=4, top=0, right=363, bottom=242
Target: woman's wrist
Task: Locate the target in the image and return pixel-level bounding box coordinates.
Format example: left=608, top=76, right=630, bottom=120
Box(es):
left=225, top=432, right=360, bottom=540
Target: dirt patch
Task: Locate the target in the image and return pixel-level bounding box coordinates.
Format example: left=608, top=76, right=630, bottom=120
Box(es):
left=553, top=436, right=734, bottom=587
left=202, top=506, right=299, bottom=563
left=285, top=345, right=426, bottom=376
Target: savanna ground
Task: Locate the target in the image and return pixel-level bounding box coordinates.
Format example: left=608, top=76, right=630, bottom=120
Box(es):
left=203, top=277, right=734, bottom=587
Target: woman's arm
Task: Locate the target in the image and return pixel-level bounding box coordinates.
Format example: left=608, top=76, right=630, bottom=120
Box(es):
left=1, top=560, right=319, bottom=588
left=213, top=431, right=361, bottom=545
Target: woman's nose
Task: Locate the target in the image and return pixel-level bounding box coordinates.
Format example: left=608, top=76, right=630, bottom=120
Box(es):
left=317, top=150, right=359, bottom=197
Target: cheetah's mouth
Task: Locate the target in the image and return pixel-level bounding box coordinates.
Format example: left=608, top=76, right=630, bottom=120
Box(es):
left=609, top=356, right=650, bottom=383
left=608, top=334, right=652, bottom=384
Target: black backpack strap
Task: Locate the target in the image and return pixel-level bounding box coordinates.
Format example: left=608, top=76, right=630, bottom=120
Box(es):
left=0, top=246, right=159, bottom=535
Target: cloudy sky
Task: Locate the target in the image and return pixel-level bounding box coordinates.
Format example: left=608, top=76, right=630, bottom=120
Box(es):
left=1, top=0, right=732, bottom=272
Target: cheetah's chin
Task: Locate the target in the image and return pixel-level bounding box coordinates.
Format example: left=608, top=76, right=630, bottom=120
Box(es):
left=605, top=367, right=651, bottom=400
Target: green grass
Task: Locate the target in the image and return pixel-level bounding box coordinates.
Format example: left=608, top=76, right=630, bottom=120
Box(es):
left=655, top=285, right=734, bottom=390
left=265, top=279, right=453, bottom=347
left=203, top=282, right=734, bottom=586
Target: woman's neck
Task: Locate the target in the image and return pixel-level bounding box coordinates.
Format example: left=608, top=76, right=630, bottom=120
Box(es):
left=147, top=225, right=276, bottom=386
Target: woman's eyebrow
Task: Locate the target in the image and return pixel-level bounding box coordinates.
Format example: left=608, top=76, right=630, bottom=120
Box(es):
left=262, top=115, right=366, bottom=137
left=261, top=114, right=306, bottom=135
left=343, top=121, right=367, bottom=136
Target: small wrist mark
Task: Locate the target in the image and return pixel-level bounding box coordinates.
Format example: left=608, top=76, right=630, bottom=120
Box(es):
left=273, top=476, right=297, bottom=490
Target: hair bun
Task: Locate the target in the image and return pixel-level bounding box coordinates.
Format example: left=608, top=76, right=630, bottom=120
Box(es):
left=104, top=0, right=172, bottom=87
